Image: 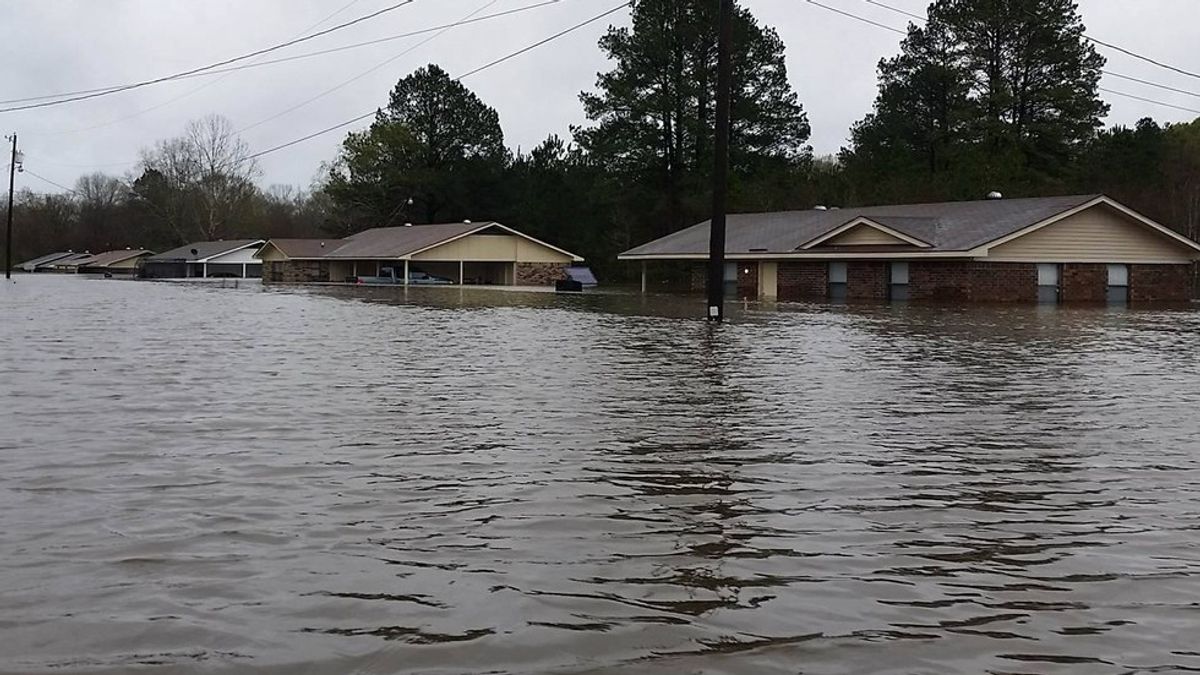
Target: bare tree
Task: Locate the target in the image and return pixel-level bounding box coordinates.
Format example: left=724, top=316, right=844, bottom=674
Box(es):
left=136, top=115, right=261, bottom=242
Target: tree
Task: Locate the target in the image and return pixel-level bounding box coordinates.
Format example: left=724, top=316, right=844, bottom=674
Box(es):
left=326, top=64, right=507, bottom=229
left=844, top=0, right=1107, bottom=202
left=576, top=0, right=810, bottom=240
left=74, top=173, right=129, bottom=251
left=134, top=115, right=260, bottom=243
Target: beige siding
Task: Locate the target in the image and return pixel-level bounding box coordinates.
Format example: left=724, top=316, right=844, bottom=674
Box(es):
left=412, top=234, right=572, bottom=263
left=988, top=205, right=1197, bottom=263
left=822, top=224, right=911, bottom=246
left=329, top=260, right=355, bottom=282
left=257, top=244, right=287, bottom=262
left=758, top=261, right=778, bottom=298
left=108, top=255, right=147, bottom=270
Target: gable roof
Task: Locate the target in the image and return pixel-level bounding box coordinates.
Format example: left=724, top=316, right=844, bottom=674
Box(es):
left=75, top=249, right=154, bottom=268
left=49, top=253, right=98, bottom=268
left=620, top=195, right=1116, bottom=258
left=18, top=251, right=78, bottom=270
left=322, top=222, right=583, bottom=261
left=146, top=240, right=264, bottom=263
left=801, top=216, right=934, bottom=249
left=257, top=239, right=337, bottom=259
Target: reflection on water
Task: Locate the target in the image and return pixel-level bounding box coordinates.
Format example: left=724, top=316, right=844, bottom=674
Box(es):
left=2, top=276, right=1199, bottom=674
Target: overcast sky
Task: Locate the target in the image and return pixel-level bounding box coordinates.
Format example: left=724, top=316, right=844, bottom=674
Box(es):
left=3, top=0, right=1198, bottom=192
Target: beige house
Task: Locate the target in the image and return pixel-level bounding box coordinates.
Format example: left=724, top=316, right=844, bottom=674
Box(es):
left=620, top=194, right=1200, bottom=304
left=258, top=221, right=583, bottom=286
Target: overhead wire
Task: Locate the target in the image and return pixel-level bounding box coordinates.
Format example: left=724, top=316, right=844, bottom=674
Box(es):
left=0, top=0, right=418, bottom=112
left=245, top=1, right=631, bottom=161
left=807, top=0, right=1200, bottom=115
left=237, top=0, right=503, bottom=135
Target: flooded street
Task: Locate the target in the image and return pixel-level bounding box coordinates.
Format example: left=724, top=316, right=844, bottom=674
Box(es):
left=2, top=275, right=1199, bottom=674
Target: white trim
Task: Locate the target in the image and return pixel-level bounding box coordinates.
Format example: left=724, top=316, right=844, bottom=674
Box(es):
left=984, top=256, right=1193, bottom=264
left=978, top=196, right=1200, bottom=255
left=799, top=217, right=932, bottom=249
left=195, top=240, right=266, bottom=263
left=618, top=249, right=987, bottom=261
left=402, top=222, right=585, bottom=262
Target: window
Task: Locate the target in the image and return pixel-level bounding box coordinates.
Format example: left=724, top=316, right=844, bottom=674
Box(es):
left=889, top=262, right=910, bottom=301
left=828, top=262, right=847, bottom=301
left=1107, top=264, right=1129, bottom=305
left=1037, top=264, right=1060, bottom=304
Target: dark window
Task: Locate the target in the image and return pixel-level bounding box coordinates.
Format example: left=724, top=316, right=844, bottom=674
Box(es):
left=828, top=262, right=847, bottom=301
left=889, top=262, right=909, bottom=301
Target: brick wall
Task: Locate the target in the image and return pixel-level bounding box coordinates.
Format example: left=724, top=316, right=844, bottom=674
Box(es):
left=737, top=262, right=758, bottom=299
left=1060, top=263, right=1107, bottom=304
left=1131, top=264, right=1193, bottom=304
left=777, top=262, right=827, bottom=302
left=909, top=261, right=1037, bottom=303
left=847, top=261, right=888, bottom=301
left=516, top=262, right=568, bottom=286
left=263, top=260, right=329, bottom=284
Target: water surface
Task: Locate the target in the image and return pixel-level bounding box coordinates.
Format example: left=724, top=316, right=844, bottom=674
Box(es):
left=2, top=276, right=1199, bottom=674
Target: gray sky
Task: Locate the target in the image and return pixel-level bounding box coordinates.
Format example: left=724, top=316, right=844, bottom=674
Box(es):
left=3, top=0, right=1198, bottom=192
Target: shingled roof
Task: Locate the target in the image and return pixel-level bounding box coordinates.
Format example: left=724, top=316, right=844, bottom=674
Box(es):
left=74, top=249, right=154, bottom=268
left=620, top=195, right=1111, bottom=258
left=147, top=240, right=263, bottom=262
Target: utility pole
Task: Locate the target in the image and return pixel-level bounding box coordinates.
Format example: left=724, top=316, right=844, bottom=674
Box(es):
left=706, top=0, right=734, bottom=321
left=5, top=133, right=17, bottom=281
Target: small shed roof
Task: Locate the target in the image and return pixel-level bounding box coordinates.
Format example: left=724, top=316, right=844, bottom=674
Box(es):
left=18, top=251, right=77, bottom=270
left=147, top=240, right=264, bottom=263
left=75, top=249, right=154, bottom=268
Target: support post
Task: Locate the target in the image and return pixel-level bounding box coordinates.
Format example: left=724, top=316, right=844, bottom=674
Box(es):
left=5, top=134, right=16, bottom=280
left=459, top=260, right=464, bottom=286
left=403, top=259, right=409, bottom=286
left=202, top=262, right=208, bottom=278
left=241, top=262, right=247, bottom=278
left=706, top=0, right=734, bottom=322
left=641, top=261, right=647, bottom=294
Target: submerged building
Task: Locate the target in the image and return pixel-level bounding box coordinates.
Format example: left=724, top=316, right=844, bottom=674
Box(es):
left=619, top=195, right=1200, bottom=304
left=257, top=221, right=583, bottom=286
left=141, top=240, right=266, bottom=279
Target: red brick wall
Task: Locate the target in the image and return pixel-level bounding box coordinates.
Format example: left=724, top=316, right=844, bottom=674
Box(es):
left=737, top=262, right=758, bottom=299
left=847, top=262, right=888, bottom=301
left=778, top=262, right=827, bottom=302
left=909, top=261, right=1037, bottom=303
left=263, top=260, right=329, bottom=284
left=1131, top=264, right=1193, bottom=304
left=1060, top=263, right=1107, bottom=304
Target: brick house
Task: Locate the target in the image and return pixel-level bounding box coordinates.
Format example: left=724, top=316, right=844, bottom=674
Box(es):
left=257, top=222, right=582, bottom=287
left=619, top=195, right=1200, bottom=305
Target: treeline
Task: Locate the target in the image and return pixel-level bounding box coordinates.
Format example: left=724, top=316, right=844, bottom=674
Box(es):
left=7, top=0, right=1200, bottom=280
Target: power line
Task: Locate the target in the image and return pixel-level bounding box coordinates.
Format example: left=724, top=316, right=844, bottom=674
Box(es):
left=1085, top=35, right=1200, bottom=83
left=810, top=0, right=1200, bottom=115
left=23, top=169, right=80, bottom=196
left=237, top=0, right=504, bottom=135
left=246, top=2, right=631, bottom=161
left=25, top=0, right=379, bottom=137
left=0, top=0, right=418, bottom=113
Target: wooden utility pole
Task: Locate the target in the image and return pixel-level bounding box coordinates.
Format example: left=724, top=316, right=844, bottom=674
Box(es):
left=706, top=0, right=734, bottom=321
left=5, top=134, right=16, bottom=280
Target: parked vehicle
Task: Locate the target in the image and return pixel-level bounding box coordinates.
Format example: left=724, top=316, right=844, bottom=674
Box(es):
left=556, top=266, right=598, bottom=293
left=356, top=267, right=454, bottom=285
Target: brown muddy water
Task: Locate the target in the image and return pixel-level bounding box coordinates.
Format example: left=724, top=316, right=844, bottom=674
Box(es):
left=2, top=275, right=1199, bottom=675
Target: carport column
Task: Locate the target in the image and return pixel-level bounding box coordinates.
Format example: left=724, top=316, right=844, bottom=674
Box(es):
left=641, top=261, right=647, bottom=294
left=403, top=259, right=409, bottom=286
left=459, top=260, right=464, bottom=285
left=202, top=262, right=208, bottom=278
left=241, top=263, right=248, bottom=278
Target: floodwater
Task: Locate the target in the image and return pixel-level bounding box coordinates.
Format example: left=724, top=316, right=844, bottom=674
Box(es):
left=2, top=275, right=1200, bottom=675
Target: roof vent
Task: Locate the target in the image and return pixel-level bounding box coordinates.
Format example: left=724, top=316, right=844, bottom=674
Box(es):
left=404, top=222, right=413, bottom=227
left=320, top=241, right=325, bottom=248
left=814, top=205, right=828, bottom=211
left=464, top=219, right=472, bottom=224
left=987, top=191, right=1003, bottom=200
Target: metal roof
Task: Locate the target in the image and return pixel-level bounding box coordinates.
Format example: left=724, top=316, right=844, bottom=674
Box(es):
left=18, top=251, right=78, bottom=271
left=74, top=249, right=154, bottom=268
left=146, top=240, right=264, bottom=263
left=620, top=195, right=1103, bottom=257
